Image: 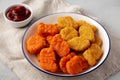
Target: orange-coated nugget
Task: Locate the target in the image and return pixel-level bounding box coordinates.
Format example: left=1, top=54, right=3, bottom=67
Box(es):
left=38, top=48, right=58, bottom=73
left=26, top=34, right=46, bottom=54
left=37, top=23, right=59, bottom=36
left=46, top=36, right=54, bottom=44
left=50, top=34, right=70, bottom=57
left=80, top=56, right=89, bottom=70
left=66, top=56, right=83, bottom=74
left=59, top=52, right=76, bottom=73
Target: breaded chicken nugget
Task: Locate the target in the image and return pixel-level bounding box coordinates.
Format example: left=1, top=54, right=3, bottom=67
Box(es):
left=60, top=27, right=78, bottom=41
left=50, top=34, right=70, bottom=57
left=83, top=44, right=103, bottom=66
left=67, top=37, right=90, bottom=51
left=26, top=34, right=46, bottom=54
left=91, top=25, right=98, bottom=32
left=66, top=56, right=83, bottom=74
left=46, top=36, right=54, bottom=44
left=79, top=25, right=95, bottom=42
left=77, top=20, right=87, bottom=26
left=57, top=16, right=79, bottom=30
left=94, top=34, right=102, bottom=46
left=59, top=52, right=76, bottom=73
left=37, top=23, right=59, bottom=36
left=38, top=48, right=58, bottom=72
left=78, top=20, right=97, bottom=32
left=80, top=56, right=89, bottom=70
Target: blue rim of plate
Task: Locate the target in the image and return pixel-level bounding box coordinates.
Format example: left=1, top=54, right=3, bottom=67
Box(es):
left=22, top=12, right=111, bottom=77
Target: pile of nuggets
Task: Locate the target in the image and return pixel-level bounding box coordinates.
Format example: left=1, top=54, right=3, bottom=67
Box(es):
left=26, top=16, right=103, bottom=74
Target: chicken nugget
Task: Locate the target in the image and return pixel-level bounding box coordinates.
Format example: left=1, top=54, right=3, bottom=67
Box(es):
left=77, top=20, right=87, bottom=26
left=59, top=52, right=76, bottom=73
left=79, top=25, right=95, bottom=42
left=57, top=16, right=79, bottom=30
left=38, top=48, right=58, bottom=72
left=80, top=56, right=89, bottom=70
left=60, top=27, right=78, bottom=41
left=67, top=37, right=90, bottom=51
left=46, top=36, right=54, bottom=44
left=50, top=34, right=70, bottom=57
left=37, top=23, right=59, bottom=36
left=91, top=25, right=98, bottom=32
left=66, top=56, right=83, bottom=74
left=94, top=34, right=102, bottom=46
left=83, top=44, right=103, bottom=66
left=78, top=20, right=97, bottom=32
left=26, top=34, right=46, bottom=54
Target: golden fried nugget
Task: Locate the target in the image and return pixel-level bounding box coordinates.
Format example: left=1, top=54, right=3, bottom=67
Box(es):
left=83, top=44, right=103, bottom=66
left=66, top=56, right=83, bottom=74
left=91, top=25, right=98, bottom=32
left=94, top=34, right=102, bottom=46
left=67, top=37, right=90, bottom=51
left=77, top=20, right=87, bottom=26
left=78, top=20, right=97, bottom=32
left=57, top=16, right=79, bottom=30
left=59, top=52, right=76, bottom=73
left=50, top=34, right=70, bottom=57
left=60, top=27, right=78, bottom=41
left=37, top=23, right=59, bottom=36
left=79, top=25, right=95, bottom=42
left=38, top=48, right=58, bottom=72
left=26, top=34, right=46, bottom=54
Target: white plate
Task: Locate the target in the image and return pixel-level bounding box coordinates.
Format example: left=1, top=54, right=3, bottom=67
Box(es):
left=22, top=12, right=111, bottom=77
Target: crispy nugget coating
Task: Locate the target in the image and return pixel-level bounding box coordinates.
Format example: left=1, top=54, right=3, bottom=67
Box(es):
left=57, top=16, right=79, bottom=30
left=78, top=20, right=97, bottom=32
left=91, top=25, right=98, bottom=32
left=38, top=48, right=58, bottom=72
left=66, top=56, right=83, bottom=74
left=79, top=25, right=95, bottom=42
left=46, top=36, right=54, bottom=44
left=83, top=44, right=103, bottom=66
left=59, top=52, right=76, bottom=73
left=94, top=34, right=102, bottom=46
left=67, top=37, right=90, bottom=51
left=60, top=27, right=78, bottom=41
left=50, top=34, right=70, bottom=57
left=77, top=20, right=87, bottom=26
left=26, top=34, right=46, bottom=54
left=80, top=56, right=89, bottom=70
left=37, top=23, right=59, bottom=36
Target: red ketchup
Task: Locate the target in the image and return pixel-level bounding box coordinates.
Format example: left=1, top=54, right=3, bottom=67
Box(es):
left=6, top=5, right=31, bottom=21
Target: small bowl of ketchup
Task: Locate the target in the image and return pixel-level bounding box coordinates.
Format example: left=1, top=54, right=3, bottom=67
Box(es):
left=3, top=3, right=33, bottom=27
